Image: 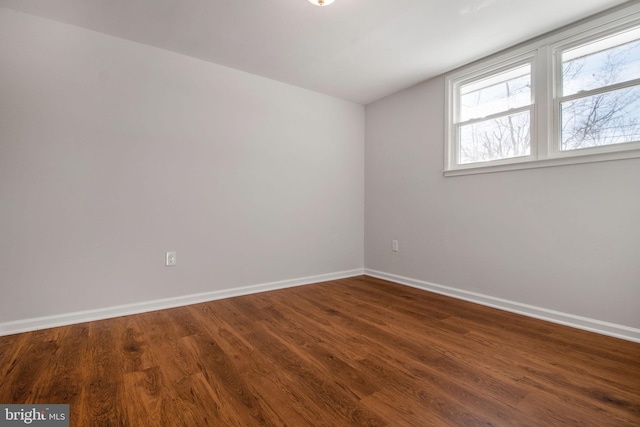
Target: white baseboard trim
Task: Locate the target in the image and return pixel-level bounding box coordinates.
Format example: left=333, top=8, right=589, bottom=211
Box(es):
left=365, top=269, right=640, bottom=343
left=0, top=268, right=365, bottom=337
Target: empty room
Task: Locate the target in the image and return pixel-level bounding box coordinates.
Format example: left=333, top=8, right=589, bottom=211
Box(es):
left=1, top=0, right=639, bottom=425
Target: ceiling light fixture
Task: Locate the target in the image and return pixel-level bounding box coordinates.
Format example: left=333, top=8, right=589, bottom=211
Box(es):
left=308, top=0, right=335, bottom=6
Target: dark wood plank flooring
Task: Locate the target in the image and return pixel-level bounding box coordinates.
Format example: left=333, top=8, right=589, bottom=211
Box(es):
left=0, top=276, right=639, bottom=426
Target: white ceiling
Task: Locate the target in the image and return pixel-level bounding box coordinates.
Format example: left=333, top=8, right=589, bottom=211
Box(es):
left=0, top=0, right=631, bottom=104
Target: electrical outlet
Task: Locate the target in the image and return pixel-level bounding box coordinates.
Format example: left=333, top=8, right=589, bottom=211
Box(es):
left=392, top=240, right=399, bottom=252
left=165, top=251, right=177, bottom=266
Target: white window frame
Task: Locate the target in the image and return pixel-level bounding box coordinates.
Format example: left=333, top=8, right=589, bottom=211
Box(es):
left=445, top=4, right=640, bottom=176
left=450, top=53, right=538, bottom=168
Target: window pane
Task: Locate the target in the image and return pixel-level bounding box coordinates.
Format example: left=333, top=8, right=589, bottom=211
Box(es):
left=561, top=86, right=640, bottom=150
left=562, top=27, right=640, bottom=96
left=459, top=110, right=531, bottom=164
left=459, top=64, right=531, bottom=122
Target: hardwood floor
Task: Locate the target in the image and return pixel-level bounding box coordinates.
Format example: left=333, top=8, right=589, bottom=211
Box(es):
left=0, top=275, right=638, bottom=426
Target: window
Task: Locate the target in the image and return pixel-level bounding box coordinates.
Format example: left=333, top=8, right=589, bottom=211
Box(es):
left=456, top=59, right=534, bottom=165
left=556, top=26, right=640, bottom=153
left=445, top=5, right=640, bottom=175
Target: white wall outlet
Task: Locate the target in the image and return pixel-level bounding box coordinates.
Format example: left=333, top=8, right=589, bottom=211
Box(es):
left=392, top=240, right=399, bottom=252
left=165, top=251, right=177, bottom=266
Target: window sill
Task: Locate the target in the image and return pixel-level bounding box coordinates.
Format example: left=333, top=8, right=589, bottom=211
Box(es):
left=443, top=148, right=640, bottom=177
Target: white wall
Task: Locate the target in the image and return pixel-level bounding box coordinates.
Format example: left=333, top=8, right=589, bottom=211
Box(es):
left=0, top=8, right=364, bottom=324
left=365, top=76, right=640, bottom=330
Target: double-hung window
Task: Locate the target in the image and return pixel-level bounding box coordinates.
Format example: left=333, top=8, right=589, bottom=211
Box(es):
left=454, top=57, right=535, bottom=166
left=555, top=25, right=640, bottom=155
left=445, top=5, right=640, bottom=175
